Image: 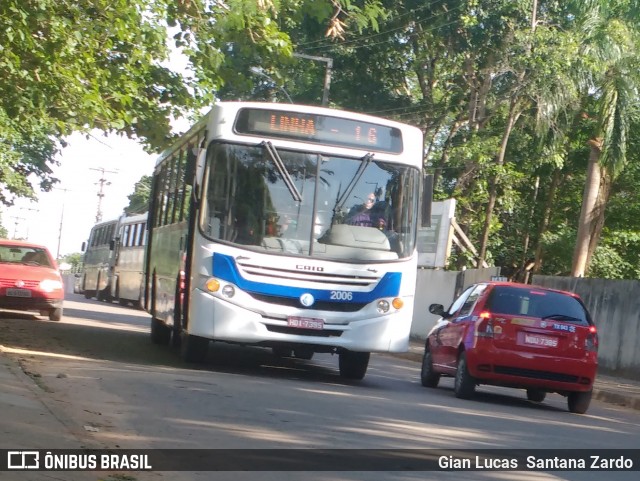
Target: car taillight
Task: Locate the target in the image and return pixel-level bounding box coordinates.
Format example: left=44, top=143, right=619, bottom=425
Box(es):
left=476, top=311, right=494, bottom=338
left=585, top=325, right=598, bottom=352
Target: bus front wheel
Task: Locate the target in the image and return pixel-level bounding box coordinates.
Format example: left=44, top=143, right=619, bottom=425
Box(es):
left=180, top=333, right=209, bottom=363
left=339, top=351, right=370, bottom=380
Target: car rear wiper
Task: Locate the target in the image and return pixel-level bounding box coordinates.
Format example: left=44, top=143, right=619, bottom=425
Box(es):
left=541, top=314, right=585, bottom=323
left=261, top=141, right=302, bottom=202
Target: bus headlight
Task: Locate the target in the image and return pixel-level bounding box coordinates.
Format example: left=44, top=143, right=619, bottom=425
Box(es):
left=205, top=278, right=220, bottom=292
left=377, top=300, right=390, bottom=313
left=221, top=284, right=236, bottom=298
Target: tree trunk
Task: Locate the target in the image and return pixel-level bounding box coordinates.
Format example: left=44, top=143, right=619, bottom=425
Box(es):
left=571, top=138, right=603, bottom=277
left=585, top=169, right=613, bottom=270
left=478, top=100, right=522, bottom=263
left=533, top=168, right=562, bottom=274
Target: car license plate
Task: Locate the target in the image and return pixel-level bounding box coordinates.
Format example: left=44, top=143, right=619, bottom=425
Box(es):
left=6, top=288, right=32, bottom=298
left=287, top=316, right=324, bottom=330
left=523, top=333, right=558, bottom=347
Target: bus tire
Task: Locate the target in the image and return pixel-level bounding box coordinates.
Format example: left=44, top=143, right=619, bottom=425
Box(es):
left=150, top=317, right=171, bottom=345
left=180, top=333, right=209, bottom=363
left=171, top=275, right=184, bottom=348
left=339, top=351, right=370, bottom=380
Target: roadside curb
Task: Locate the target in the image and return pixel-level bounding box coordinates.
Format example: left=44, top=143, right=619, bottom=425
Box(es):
left=391, top=341, right=640, bottom=412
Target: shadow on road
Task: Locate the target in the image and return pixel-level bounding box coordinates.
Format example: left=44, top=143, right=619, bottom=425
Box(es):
left=0, top=295, right=366, bottom=386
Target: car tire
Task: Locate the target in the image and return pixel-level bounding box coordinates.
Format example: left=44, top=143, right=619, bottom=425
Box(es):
left=180, top=333, right=209, bottom=363
left=420, top=347, right=440, bottom=388
left=454, top=352, right=476, bottom=399
left=568, top=390, right=592, bottom=414
left=339, top=351, right=370, bottom=380
left=150, top=317, right=171, bottom=345
left=49, top=308, right=63, bottom=322
left=526, top=389, right=546, bottom=403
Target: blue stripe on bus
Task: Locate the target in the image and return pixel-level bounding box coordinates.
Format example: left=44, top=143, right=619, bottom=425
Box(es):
left=212, top=253, right=401, bottom=303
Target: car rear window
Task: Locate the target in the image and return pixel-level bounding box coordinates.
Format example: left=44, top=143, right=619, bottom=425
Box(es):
left=486, top=286, right=590, bottom=325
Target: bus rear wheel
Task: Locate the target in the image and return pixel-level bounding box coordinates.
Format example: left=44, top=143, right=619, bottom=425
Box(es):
left=339, top=351, right=370, bottom=380
left=150, top=317, right=171, bottom=345
left=180, top=333, right=209, bottom=363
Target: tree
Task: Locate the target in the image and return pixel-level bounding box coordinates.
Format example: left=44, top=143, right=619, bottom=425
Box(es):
left=570, top=0, right=640, bottom=276
left=1, top=0, right=389, bottom=206
left=125, top=176, right=152, bottom=215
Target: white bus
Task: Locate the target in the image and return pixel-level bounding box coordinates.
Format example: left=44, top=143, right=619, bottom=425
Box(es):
left=145, top=102, right=431, bottom=380
left=81, top=213, right=147, bottom=306
left=109, top=212, right=147, bottom=307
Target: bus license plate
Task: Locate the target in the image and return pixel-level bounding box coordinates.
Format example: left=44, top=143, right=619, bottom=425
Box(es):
left=6, top=288, right=32, bottom=298
left=287, top=317, right=324, bottom=330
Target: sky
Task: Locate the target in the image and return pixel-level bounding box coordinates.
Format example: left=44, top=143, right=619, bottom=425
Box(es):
left=3, top=132, right=158, bottom=258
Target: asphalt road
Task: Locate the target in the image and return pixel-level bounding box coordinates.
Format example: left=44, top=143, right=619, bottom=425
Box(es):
left=1, top=295, right=639, bottom=481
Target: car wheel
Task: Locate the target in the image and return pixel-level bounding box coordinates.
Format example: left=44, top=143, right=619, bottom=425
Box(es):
left=150, top=317, right=171, bottom=345
left=568, top=390, right=592, bottom=414
left=420, top=347, right=440, bottom=388
left=526, top=389, right=546, bottom=403
left=339, top=351, right=370, bottom=380
left=49, top=308, right=63, bottom=322
left=454, top=352, right=476, bottom=399
left=180, top=333, right=209, bottom=363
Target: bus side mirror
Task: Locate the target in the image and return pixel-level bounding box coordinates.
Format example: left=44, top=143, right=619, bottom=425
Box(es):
left=81, top=241, right=86, bottom=252
left=421, top=174, right=433, bottom=227
left=109, top=239, right=115, bottom=251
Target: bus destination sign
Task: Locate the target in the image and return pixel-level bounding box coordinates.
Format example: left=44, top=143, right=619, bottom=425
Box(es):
left=234, top=108, right=403, bottom=153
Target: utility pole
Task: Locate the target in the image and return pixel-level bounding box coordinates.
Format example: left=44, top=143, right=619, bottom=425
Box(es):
left=10, top=216, right=25, bottom=239
left=91, top=167, right=118, bottom=223
left=55, top=187, right=71, bottom=260
left=293, top=53, right=333, bottom=106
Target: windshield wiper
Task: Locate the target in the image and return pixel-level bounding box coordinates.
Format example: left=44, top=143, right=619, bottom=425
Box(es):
left=542, top=314, right=585, bottom=323
left=261, top=141, right=302, bottom=202
left=334, top=153, right=374, bottom=213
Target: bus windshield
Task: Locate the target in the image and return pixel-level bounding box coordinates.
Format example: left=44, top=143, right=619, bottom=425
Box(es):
left=200, top=142, right=420, bottom=261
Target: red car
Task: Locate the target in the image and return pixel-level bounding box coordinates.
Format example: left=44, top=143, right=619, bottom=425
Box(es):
left=420, top=282, right=598, bottom=414
left=0, top=239, right=64, bottom=321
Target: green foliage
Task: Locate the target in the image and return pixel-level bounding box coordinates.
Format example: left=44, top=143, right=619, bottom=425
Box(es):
left=61, top=252, right=83, bottom=272
left=124, top=175, right=152, bottom=215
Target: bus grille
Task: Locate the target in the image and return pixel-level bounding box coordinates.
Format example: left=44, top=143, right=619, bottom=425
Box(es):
left=234, top=259, right=380, bottom=289
left=266, top=325, right=343, bottom=337
left=250, top=293, right=366, bottom=312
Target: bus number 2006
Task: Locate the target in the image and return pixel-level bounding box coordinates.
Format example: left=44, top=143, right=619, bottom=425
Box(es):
left=330, top=291, right=353, bottom=301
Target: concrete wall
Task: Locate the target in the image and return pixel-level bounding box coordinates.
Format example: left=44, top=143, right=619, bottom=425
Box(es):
left=411, top=267, right=501, bottom=339
left=533, top=275, right=640, bottom=381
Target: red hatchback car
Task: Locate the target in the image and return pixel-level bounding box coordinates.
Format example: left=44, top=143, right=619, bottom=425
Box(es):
left=421, top=282, right=598, bottom=414
left=0, top=239, right=64, bottom=321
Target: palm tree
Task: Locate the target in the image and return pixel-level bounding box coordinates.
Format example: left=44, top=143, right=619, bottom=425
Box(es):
left=570, top=1, right=640, bottom=276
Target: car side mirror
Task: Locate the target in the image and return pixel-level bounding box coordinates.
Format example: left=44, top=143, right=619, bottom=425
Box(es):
left=429, top=303, right=446, bottom=316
